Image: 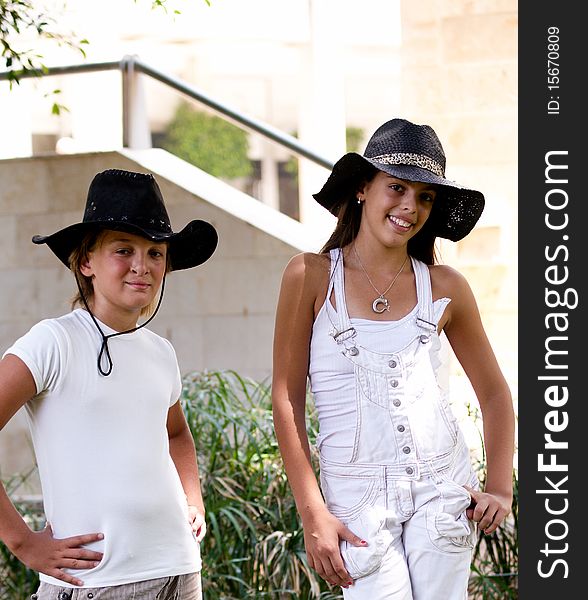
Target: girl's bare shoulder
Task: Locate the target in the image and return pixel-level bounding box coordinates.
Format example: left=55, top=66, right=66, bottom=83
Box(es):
left=280, top=252, right=332, bottom=315
left=282, top=252, right=331, bottom=287
left=428, top=263, right=471, bottom=299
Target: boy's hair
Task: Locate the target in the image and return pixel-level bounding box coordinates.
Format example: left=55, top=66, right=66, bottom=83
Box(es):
left=68, top=230, right=171, bottom=319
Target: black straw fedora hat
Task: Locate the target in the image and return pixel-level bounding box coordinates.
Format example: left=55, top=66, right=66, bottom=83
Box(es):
left=33, top=169, right=218, bottom=271
left=313, top=118, right=485, bottom=241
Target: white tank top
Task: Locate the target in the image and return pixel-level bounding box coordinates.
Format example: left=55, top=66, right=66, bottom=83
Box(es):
left=308, top=249, right=451, bottom=462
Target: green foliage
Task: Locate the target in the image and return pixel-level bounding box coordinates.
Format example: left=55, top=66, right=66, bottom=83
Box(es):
left=136, top=0, right=211, bottom=11
left=0, top=471, right=42, bottom=600
left=161, top=103, right=253, bottom=179
left=181, top=369, right=338, bottom=599
left=1, top=370, right=517, bottom=599
left=465, top=403, right=518, bottom=599
left=0, top=1, right=209, bottom=85
left=468, top=465, right=518, bottom=599
left=345, top=126, right=364, bottom=153
left=0, top=0, right=87, bottom=84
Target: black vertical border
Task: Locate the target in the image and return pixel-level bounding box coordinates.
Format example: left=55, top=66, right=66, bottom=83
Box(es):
left=518, top=3, right=584, bottom=598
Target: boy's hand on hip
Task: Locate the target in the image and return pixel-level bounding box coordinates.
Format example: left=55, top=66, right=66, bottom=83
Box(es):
left=14, top=522, right=104, bottom=587
left=188, top=505, right=206, bottom=543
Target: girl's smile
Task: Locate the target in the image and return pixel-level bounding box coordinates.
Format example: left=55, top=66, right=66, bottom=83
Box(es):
left=358, top=172, right=437, bottom=246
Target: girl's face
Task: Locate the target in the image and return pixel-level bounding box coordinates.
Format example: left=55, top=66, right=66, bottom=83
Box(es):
left=358, top=172, right=436, bottom=247
left=80, top=230, right=167, bottom=326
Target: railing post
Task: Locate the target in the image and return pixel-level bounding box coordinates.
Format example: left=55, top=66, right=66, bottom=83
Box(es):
left=121, top=55, right=152, bottom=149
left=0, top=81, right=33, bottom=158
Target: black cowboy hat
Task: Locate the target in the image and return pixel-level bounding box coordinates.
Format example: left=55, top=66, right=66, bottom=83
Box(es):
left=32, top=169, right=218, bottom=271
left=313, top=118, right=485, bottom=241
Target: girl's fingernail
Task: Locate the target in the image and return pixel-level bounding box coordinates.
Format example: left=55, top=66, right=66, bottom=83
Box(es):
left=360, top=540, right=368, bottom=545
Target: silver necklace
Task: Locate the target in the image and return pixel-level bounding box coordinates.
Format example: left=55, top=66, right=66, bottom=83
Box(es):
left=353, top=246, right=409, bottom=314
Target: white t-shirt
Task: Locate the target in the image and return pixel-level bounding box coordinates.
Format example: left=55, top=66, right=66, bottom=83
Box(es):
left=3, top=309, right=201, bottom=588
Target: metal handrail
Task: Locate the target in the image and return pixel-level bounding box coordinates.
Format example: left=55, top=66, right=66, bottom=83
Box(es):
left=0, top=55, right=335, bottom=170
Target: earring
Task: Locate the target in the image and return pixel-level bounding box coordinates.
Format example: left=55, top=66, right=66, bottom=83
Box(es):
left=357, top=196, right=363, bottom=205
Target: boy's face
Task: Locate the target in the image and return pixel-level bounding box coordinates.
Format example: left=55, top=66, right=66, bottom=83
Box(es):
left=80, top=230, right=168, bottom=323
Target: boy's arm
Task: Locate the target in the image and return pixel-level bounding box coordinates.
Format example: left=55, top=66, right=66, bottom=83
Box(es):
left=0, top=354, right=104, bottom=585
left=167, top=400, right=206, bottom=542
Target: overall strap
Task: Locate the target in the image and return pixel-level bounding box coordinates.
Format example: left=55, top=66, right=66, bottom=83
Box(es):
left=329, top=248, right=356, bottom=345
left=412, top=257, right=437, bottom=338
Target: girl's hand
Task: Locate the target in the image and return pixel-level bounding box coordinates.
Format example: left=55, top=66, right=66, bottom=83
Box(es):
left=464, top=486, right=513, bottom=535
left=188, top=505, right=206, bottom=543
left=303, top=508, right=367, bottom=589
left=13, top=523, right=103, bottom=586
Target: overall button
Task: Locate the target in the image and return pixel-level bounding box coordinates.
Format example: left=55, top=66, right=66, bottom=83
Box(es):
left=402, top=446, right=411, bottom=454
left=348, top=347, right=359, bottom=356
left=88, top=594, right=95, bottom=599
left=58, top=593, right=71, bottom=600
left=405, top=467, right=414, bottom=475
left=397, top=424, right=405, bottom=432
left=420, top=334, right=430, bottom=343
left=393, top=399, right=401, bottom=407
left=390, top=380, right=399, bottom=388
left=388, top=359, right=397, bottom=368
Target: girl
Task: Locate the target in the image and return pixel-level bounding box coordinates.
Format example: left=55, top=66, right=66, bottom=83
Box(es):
left=0, top=169, right=218, bottom=599
left=271, top=119, right=515, bottom=599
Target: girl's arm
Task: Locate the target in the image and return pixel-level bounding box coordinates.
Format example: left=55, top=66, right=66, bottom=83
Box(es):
left=271, top=253, right=364, bottom=589
left=167, top=401, right=206, bottom=542
left=440, top=266, right=516, bottom=535
left=0, top=354, right=104, bottom=586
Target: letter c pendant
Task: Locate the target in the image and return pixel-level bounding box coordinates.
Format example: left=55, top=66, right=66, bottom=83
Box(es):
left=372, top=296, right=390, bottom=314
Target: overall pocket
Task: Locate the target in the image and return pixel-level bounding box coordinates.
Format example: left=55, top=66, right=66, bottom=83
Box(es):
left=320, top=470, right=380, bottom=521
left=425, top=478, right=477, bottom=553
left=340, top=506, right=393, bottom=580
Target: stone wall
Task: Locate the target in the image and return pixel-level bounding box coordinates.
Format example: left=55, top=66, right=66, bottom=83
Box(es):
left=400, top=0, right=518, bottom=413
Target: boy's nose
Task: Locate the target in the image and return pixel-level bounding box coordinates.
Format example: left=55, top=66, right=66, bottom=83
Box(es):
left=131, top=254, right=149, bottom=274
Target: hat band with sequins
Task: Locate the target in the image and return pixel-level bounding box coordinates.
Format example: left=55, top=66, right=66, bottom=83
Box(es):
left=369, top=153, right=445, bottom=178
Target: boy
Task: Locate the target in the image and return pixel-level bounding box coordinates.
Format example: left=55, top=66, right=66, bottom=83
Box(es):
left=0, top=169, right=218, bottom=599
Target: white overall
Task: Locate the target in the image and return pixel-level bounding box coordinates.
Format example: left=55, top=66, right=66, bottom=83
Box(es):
left=309, top=249, right=478, bottom=600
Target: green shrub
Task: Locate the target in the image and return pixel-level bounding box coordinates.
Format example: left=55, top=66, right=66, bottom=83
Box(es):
left=182, top=369, right=339, bottom=599
left=468, top=464, right=518, bottom=599
left=161, top=103, right=253, bottom=179
left=1, top=370, right=517, bottom=599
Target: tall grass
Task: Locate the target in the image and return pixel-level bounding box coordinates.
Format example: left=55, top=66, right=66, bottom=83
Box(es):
left=182, top=369, right=339, bottom=599
left=1, top=369, right=517, bottom=599
left=466, top=402, right=518, bottom=600
left=468, top=466, right=518, bottom=599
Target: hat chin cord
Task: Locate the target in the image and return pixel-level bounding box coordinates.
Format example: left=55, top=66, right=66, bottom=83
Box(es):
left=74, top=274, right=167, bottom=376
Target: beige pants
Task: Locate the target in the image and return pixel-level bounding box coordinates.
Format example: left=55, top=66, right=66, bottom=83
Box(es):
left=31, top=573, right=202, bottom=600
